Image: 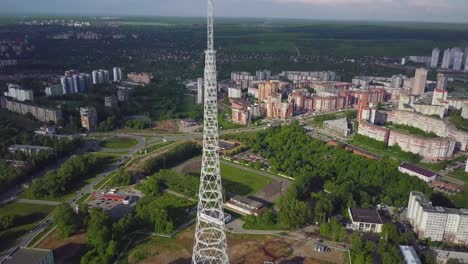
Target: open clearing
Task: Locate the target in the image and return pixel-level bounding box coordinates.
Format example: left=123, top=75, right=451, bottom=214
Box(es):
left=174, top=157, right=272, bottom=196
left=118, top=226, right=344, bottom=264
left=37, top=229, right=88, bottom=264
left=100, top=137, right=139, bottom=149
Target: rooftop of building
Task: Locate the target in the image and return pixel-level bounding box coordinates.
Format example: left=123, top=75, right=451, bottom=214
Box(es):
left=8, top=145, right=53, bottom=151
left=411, top=191, right=468, bottom=215
left=3, top=247, right=53, bottom=264
left=230, top=195, right=263, bottom=209
left=399, top=163, right=438, bottom=178
left=323, top=118, right=349, bottom=129
left=399, top=245, right=422, bottom=264
left=349, top=208, right=383, bottom=224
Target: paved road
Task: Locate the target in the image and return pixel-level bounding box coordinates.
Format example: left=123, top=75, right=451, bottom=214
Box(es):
left=0, top=135, right=146, bottom=261
left=16, top=199, right=60, bottom=206
left=0, top=140, right=97, bottom=206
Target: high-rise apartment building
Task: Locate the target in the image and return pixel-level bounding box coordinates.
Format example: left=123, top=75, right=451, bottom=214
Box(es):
left=407, top=192, right=468, bottom=245
left=436, top=74, right=448, bottom=91
left=451, top=48, right=464, bottom=71
left=92, top=69, right=110, bottom=85
left=411, top=68, right=428, bottom=95
left=464, top=47, right=468, bottom=70
left=113, top=67, right=123, bottom=82
left=258, top=81, right=280, bottom=102
left=127, top=72, right=153, bottom=85
left=430, top=48, right=440, bottom=68
left=80, top=107, right=98, bottom=131
left=45, top=84, right=64, bottom=97
left=4, top=84, right=34, bottom=102
left=441, top=48, right=451, bottom=69
left=256, top=70, right=271, bottom=81
left=61, top=71, right=91, bottom=94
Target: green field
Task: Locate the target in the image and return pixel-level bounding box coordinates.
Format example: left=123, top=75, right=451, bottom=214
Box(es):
left=449, top=169, right=468, bottom=183
left=0, top=203, right=55, bottom=252
left=242, top=220, right=288, bottom=231
left=100, top=138, right=139, bottom=149
left=220, top=163, right=272, bottom=196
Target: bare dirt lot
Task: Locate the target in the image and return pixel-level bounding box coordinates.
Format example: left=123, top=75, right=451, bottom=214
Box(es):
left=123, top=226, right=345, bottom=264
left=38, top=229, right=88, bottom=264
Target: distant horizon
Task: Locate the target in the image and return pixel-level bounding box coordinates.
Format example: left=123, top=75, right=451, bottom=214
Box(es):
left=2, top=0, right=468, bottom=24
left=3, top=12, right=468, bottom=25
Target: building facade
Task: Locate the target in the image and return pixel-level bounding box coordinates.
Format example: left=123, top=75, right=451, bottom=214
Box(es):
left=113, top=67, right=123, bottom=82
left=80, top=107, right=98, bottom=131
left=412, top=68, right=428, bottom=95
left=1, top=98, right=62, bottom=123
left=430, top=48, right=440, bottom=68
left=127, top=72, right=153, bottom=85
left=45, top=84, right=64, bottom=97
left=4, top=84, right=34, bottom=102
left=407, top=192, right=468, bottom=245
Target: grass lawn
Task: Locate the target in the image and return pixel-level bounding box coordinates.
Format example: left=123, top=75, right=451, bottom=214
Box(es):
left=449, top=169, right=468, bottom=183
left=100, top=138, right=139, bottom=149
left=242, top=220, right=289, bottom=231
left=76, top=193, right=91, bottom=205
left=17, top=191, right=75, bottom=203
left=0, top=203, right=55, bottom=252
left=140, top=142, right=172, bottom=155
left=220, top=163, right=272, bottom=196
left=153, top=194, right=196, bottom=227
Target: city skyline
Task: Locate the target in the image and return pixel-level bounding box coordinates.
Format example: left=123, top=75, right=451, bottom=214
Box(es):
left=2, top=0, right=468, bottom=23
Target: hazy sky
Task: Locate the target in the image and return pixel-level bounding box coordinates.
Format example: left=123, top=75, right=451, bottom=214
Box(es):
left=2, top=0, right=468, bottom=23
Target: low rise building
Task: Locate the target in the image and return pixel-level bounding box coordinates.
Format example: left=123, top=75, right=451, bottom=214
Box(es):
left=399, top=245, right=422, bottom=264
left=323, top=118, right=351, bottom=137
left=8, top=145, right=53, bottom=155
left=347, top=208, right=384, bottom=233
left=226, top=195, right=264, bottom=216
left=180, top=119, right=198, bottom=128
left=435, top=249, right=468, bottom=264
left=407, top=192, right=468, bottom=245
left=101, top=194, right=132, bottom=205
left=398, top=163, right=438, bottom=182
left=2, top=247, right=54, bottom=264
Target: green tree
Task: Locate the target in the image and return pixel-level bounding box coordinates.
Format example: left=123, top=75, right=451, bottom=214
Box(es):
left=87, top=208, right=112, bottom=257
left=54, top=203, right=79, bottom=238
left=278, top=190, right=311, bottom=228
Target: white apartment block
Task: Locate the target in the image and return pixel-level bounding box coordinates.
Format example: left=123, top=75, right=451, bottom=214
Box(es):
left=4, top=84, right=34, bottom=102
left=407, top=192, right=468, bottom=245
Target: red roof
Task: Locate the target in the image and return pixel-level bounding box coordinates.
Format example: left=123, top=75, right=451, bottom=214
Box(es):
left=103, top=194, right=128, bottom=201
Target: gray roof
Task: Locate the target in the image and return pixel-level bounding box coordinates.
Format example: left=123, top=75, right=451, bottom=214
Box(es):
left=349, top=208, right=383, bottom=224
left=3, top=247, right=53, bottom=264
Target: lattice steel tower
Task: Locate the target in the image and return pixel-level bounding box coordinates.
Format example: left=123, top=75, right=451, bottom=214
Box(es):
left=192, top=0, right=229, bottom=263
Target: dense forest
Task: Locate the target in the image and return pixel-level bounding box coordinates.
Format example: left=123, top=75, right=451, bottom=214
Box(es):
left=224, top=123, right=432, bottom=231
left=27, top=154, right=102, bottom=198
left=0, top=109, right=82, bottom=193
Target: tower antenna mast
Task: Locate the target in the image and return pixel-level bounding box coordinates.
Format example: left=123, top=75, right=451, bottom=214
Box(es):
left=192, top=0, right=229, bottom=263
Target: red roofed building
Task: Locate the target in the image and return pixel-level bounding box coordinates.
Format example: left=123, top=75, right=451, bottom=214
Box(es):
left=102, top=194, right=132, bottom=205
